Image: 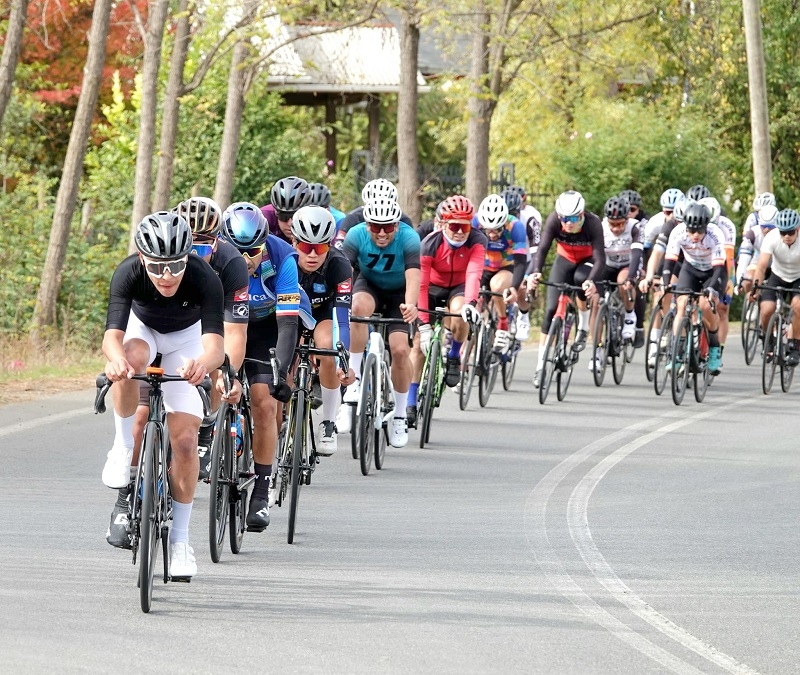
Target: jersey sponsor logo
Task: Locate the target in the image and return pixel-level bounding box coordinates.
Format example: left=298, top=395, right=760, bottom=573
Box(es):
left=337, top=294, right=351, bottom=304
left=277, top=292, right=301, bottom=305
left=250, top=293, right=272, bottom=302
left=234, top=288, right=248, bottom=302
left=234, top=304, right=249, bottom=318
left=337, top=278, right=352, bottom=293
left=313, top=282, right=327, bottom=293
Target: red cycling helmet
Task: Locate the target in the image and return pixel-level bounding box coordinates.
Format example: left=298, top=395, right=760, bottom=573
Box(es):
left=439, top=195, right=474, bottom=222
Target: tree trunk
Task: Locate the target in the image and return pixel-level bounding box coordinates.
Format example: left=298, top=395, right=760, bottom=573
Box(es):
left=397, top=5, right=422, bottom=224
left=128, top=0, right=171, bottom=254
left=152, top=0, right=192, bottom=211
left=213, top=38, right=250, bottom=210
left=0, top=0, right=29, bottom=139
left=466, top=5, right=491, bottom=204
left=29, top=0, right=113, bottom=345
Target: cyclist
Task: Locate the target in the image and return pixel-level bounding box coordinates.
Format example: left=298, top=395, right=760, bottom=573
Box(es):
left=260, top=175, right=313, bottom=244
left=219, top=202, right=311, bottom=532
left=620, top=189, right=648, bottom=223
left=686, top=184, right=711, bottom=202
left=736, top=204, right=779, bottom=295
left=340, top=197, right=420, bottom=445
left=308, top=181, right=346, bottom=226
left=750, top=208, right=800, bottom=366
left=743, top=192, right=778, bottom=238
left=661, top=201, right=726, bottom=374
left=589, top=195, right=643, bottom=370
left=334, top=178, right=414, bottom=247
left=416, top=200, right=446, bottom=241
left=510, top=185, right=542, bottom=341
left=416, top=195, right=487, bottom=391
left=101, top=211, right=224, bottom=579
left=291, top=205, right=356, bottom=455
left=526, top=190, right=605, bottom=388
left=475, top=193, right=527, bottom=354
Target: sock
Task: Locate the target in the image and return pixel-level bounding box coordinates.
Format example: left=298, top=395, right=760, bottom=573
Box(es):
left=113, top=412, right=134, bottom=449
left=625, top=311, right=636, bottom=323
left=408, top=382, right=419, bottom=406
left=350, top=352, right=363, bottom=379
left=253, top=462, right=272, bottom=500
left=321, top=385, right=339, bottom=422
left=449, top=339, right=462, bottom=359
left=116, top=486, right=130, bottom=507
left=708, top=329, right=720, bottom=348
left=578, top=310, right=591, bottom=333
left=169, top=500, right=193, bottom=544
left=498, top=317, right=509, bottom=331
left=394, top=390, right=408, bottom=418
left=536, top=344, right=545, bottom=370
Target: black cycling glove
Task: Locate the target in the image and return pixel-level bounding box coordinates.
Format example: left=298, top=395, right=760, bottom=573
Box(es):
left=269, top=369, right=292, bottom=403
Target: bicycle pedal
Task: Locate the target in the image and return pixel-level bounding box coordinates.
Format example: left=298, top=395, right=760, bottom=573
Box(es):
left=246, top=524, right=268, bottom=533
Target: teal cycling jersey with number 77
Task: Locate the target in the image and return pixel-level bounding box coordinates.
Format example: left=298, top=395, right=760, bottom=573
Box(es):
left=341, top=223, right=421, bottom=291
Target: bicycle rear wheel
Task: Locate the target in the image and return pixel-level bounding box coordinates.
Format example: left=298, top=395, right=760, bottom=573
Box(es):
left=671, top=318, right=691, bottom=405
left=539, top=317, right=562, bottom=404
left=359, top=353, right=377, bottom=476
left=209, top=404, right=231, bottom=563
left=654, top=311, right=675, bottom=396
left=592, top=305, right=610, bottom=386
left=230, top=406, right=252, bottom=554
left=762, top=313, right=779, bottom=395
left=139, top=423, right=161, bottom=613
left=459, top=326, right=478, bottom=409
left=287, top=392, right=305, bottom=544
left=418, top=341, right=440, bottom=448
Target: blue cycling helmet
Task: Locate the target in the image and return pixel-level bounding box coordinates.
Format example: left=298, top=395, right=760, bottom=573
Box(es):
left=776, top=208, right=800, bottom=232
left=220, top=202, right=269, bottom=249
left=660, top=188, right=684, bottom=210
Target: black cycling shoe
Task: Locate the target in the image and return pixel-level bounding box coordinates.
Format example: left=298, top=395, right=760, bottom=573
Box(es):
left=406, top=405, right=418, bottom=429
left=445, top=357, right=461, bottom=387
left=634, top=328, right=645, bottom=349
left=106, top=487, right=132, bottom=549
left=572, top=329, right=588, bottom=353
left=246, top=497, right=270, bottom=532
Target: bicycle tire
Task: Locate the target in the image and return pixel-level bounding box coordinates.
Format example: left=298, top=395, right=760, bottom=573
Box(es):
left=459, top=327, right=478, bottom=410
left=501, top=341, right=518, bottom=390
left=762, top=313, right=780, bottom=395
left=671, top=317, right=691, bottom=405
left=478, top=324, right=498, bottom=407
left=781, top=324, right=795, bottom=392
left=350, top=403, right=359, bottom=459
left=209, top=403, right=231, bottom=563
left=359, top=353, right=377, bottom=476
left=539, top=317, right=561, bottom=404
left=287, top=390, right=305, bottom=544
left=139, top=423, right=161, bottom=613
left=230, top=406, right=252, bottom=554
left=419, top=339, right=440, bottom=448
left=644, top=302, right=662, bottom=382
left=375, top=355, right=391, bottom=470
left=693, top=326, right=710, bottom=403
left=592, top=304, right=610, bottom=386
left=611, top=307, right=627, bottom=385
left=654, top=311, right=675, bottom=396
left=557, top=310, right=576, bottom=401
left=742, top=296, right=760, bottom=366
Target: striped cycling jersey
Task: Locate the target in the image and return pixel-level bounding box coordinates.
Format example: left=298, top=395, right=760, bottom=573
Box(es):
left=482, top=217, right=527, bottom=272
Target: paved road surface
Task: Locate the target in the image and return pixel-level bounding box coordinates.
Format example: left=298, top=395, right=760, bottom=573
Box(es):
left=1, top=337, right=797, bottom=673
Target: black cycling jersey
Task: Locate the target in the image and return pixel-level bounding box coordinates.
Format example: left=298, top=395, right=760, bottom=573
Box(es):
left=298, top=247, right=353, bottom=320
left=209, top=239, right=250, bottom=323
left=416, top=219, right=435, bottom=240
left=105, top=254, right=224, bottom=336
left=534, top=211, right=605, bottom=281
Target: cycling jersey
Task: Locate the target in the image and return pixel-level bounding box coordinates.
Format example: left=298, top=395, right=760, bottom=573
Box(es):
left=664, top=223, right=726, bottom=273
left=330, top=205, right=346, bottom=226
left=298, top=246, right=353, bottom=349
left=736, top=227, right=768, bottom=283
left=416, top=219, right=435, bottom=240
left=259, top=204, right=292, bottom=245
left=601, top=217, right=643, bottom=272
left=419, top=228, right=487, bottom=322
left=742, top=211, right=759, bottom=237
left=481, top=217, right=528, bottom=286
left=533, top=211, right=605, bottom=281
left=341, top=223, right=421, bottom=291
left=206, top=239, right=250, bottom=322
left=519, top=204, right=542, bottom=258
left=333, top=206, right=414, bottom=247
left=106, top=255, right=224, bottom=336
left=760, top=229, right=800, bottom=281
left=642, top=212, right=667, bottom=250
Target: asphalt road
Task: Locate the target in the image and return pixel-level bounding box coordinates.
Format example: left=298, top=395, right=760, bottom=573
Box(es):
left=1, top=335, right=798, bottom=674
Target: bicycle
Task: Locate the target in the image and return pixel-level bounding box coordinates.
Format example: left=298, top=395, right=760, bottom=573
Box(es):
left=501, top=301, right=522, bottom=390
left=591, top=281, right=634, bottom=386
left=269, top=336, right=349, bottom=544
left=739, top=280, right=761, bottom=366
left=755, top=282, right=797, bottom=394
left=349, top=315, right=414, bottom=475
left=417, top=306, right=462, bottom=448
left=208, top=355, right=255, bottom=563
left=644, top=282, right=666, bottom=383
left=537, top=281, right=586, bottom=404
left=668, top=288, right=716, bottom=405
left=459, top=288, right=501, bottom=409
left=94, top=366, right=211, bottom=613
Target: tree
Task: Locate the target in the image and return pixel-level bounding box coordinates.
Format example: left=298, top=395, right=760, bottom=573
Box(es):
left=0, top=0, right=29, bottom=139
left=29, top=0, right=113, bottom=344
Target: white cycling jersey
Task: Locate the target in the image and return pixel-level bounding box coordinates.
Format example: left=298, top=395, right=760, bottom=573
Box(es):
left=665, top=223, right=726, bottom=271
left=642, top=211, right=666, bottom=249
left=736, top=227, right=767, bottom=283
left=716, top=215, right=736, bottom=248
left=742, top=211, right=759, bottom=238
left=760, top=228, right=800, bottom=281
left=601, top=217, right=643, bottom=268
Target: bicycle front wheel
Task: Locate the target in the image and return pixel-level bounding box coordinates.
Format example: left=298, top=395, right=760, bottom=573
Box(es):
left=287, top=391, right=305, bottom=544
left=231, top=406, right=252, bottom=554
left=209, top=404, right=231, bottom=563
left=502, top=339, right=519, bottom=390
left=539, top=317, right=562, bottom=405
left=742, top=295, right=760, bottom=365
left=644, top=302, right=662, bottom=382
left=557, top=310, right=576, bottom=401
left=592, top=304, right=610, bottom=386
left=419, top=341, right=440, bottom=448
left=611, top=311, right=627, bottom=385
left=459, top=326, right=478, bottom=410
left=478, top=324, right=497, bottom=407
left=375, top=356, right=391, bottom=470
left=781, top=325, right=795, bottom=392
left=139, top=423, right=161, bottom=613
left=359, top=353, right=377, bottom=476
left=762, top=313, right=780, bottom=395
left=693, top=327, right=710, bottom=403
left=654, top=311, right=675, bottom=396
left=671, top=317, right=691, bottom=405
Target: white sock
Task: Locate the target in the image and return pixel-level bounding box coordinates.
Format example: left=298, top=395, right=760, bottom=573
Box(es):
left=579, top=310, right=591, bottom=332
left=113, top=412, right=134, bottom=449
left=625, top=311, right=636, bottom=322
left=394, top=390, right=408, bottom=418
left=170, top=500, right=193, bottom=544
left=536, top=344, right=545, bottom=370
left=321, top=385, right=339, bottom=422
left=350, top=352, right=363, bottom=379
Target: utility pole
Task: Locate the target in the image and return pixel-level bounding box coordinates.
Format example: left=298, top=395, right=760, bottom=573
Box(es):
left=742, top=0, right=772, bottom=193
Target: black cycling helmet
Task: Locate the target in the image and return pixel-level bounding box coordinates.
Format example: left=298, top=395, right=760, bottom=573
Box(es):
left=619, top=189, right=642, bottom=208
left=776, top=208, right=800, bottom=232
left=686, top=184, right=711, bottom=201
left=604, top=196, right=630, bottom=220
left=270, top=176, right=312, bottom=214
left=500, top=189, right=522, bottom=215
left=135, top=211, right=193, bottom=260
left=683, top=201, right=711, bottom=233
left=507, top=185, right=527, bottom=199
left=308, top=182, right=332, bottom=208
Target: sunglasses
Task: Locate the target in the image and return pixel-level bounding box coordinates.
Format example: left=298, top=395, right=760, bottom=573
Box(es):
left=560, top=215, right=582, bottom=224
left=276, top=210, right=295, bottom=222
left=296, top=241, right=330, bottom=255
left=191, top=242, right=214, bottom=257
left=143, top=256, right=188, bottom=278
left=192, top=234, right=216, bottom=245
left=445, top=221, right=471, bottom=233
left=368, top=222, right=397, bottom=234
left=629, top=205, right=640, bottom=212
left=242, top=246, right=262, bottom=259
left=663, top=209, right=674, bottom=216
left=608, top=218, right=627, bottom=227
left=781, top=229, right=798, bottom=236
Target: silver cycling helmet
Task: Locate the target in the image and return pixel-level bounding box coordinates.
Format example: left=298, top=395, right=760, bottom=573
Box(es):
left=291, top=205, right=337, bottom=244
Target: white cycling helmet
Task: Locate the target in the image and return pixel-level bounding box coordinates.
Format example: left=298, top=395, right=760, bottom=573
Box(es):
left=699, top=196, right=721, bottom=224
left=477, top=194, right=509, bottom=230
left=363, top=197, right=402, bottom=225
left=758, top=204, right=779, bottom=228
left=361, top=178, right=398, bottom=204
left=660, top=188, right=684, bottom=210
left=753, top=192, right=776, bottom=211
left=555, top=190, right=585, bottom=218
left=291, top=205, right=337, bottom=244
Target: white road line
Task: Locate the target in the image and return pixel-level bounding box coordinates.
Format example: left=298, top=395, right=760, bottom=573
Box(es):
left=524, top=400, right=753, bottom=675
left=0, top=408, right=90, bottom=439
left=568, top=397, right=760, bottom=675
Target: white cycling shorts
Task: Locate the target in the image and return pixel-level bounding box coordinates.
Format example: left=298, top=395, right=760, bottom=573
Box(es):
left=124, top=312, right=204, bottom=419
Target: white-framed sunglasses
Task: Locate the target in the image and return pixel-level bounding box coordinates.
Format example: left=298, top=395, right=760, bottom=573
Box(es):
left=143, top=256, right=188, bottom=278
